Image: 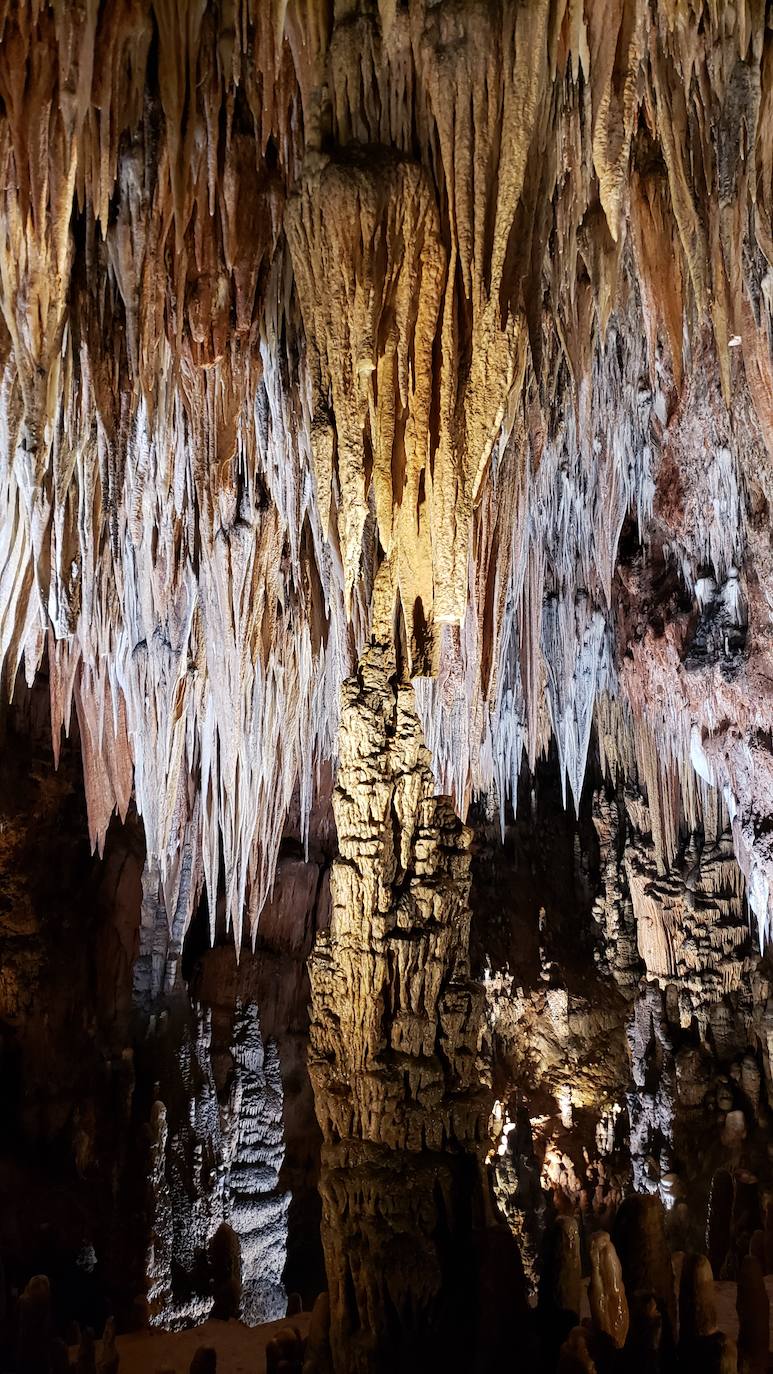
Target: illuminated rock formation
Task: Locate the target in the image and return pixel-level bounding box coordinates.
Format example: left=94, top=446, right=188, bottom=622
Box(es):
left=145, top=1004, right=289, bottom=1328
left=307, top=591, right=523, bottom=1369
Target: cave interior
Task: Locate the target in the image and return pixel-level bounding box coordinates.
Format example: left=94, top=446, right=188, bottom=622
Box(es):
left=2, top=2, right=773, bottom=1372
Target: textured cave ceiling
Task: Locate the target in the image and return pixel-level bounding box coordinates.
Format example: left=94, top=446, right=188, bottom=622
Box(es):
left=0, top=0, right=772, bottom=949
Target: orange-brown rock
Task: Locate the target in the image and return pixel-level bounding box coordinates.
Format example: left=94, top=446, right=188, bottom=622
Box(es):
left=308, top=611, right=522, bottom=1371
left=589, top=1232, right=629, bottom=1351
left=679, top=1253, right=718, bottom=1347
left=613, top=1195, right=676, bottom=1346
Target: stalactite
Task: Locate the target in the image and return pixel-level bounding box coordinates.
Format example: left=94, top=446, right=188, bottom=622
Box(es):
left=1, top=0, right=773, bottom=950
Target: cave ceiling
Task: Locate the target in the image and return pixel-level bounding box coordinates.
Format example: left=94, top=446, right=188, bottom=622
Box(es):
left=0, top=0, right=772, bottom=947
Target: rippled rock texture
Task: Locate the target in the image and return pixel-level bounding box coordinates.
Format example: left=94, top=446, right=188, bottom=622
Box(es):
left=307, top=610, right=525, bottom=1371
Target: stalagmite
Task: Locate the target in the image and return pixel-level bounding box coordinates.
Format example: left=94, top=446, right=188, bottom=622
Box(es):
left=304, top=1291, right=331, bottom=1374
left=626, top=1291, right=665, bottom=1373
left=679, top=1253, right=718, bottom=1346
left=589, top=1231, right=630, bottom=1351
left=307, top=571, right=523, bottom=1370
left=144, top=1005, right=289, bottom=1327
left=736, top=1255, right=769, bottom=1374
left=539, top=1215, right=583, bottom=1345
left=613, top=1195, right=676, bottom=1346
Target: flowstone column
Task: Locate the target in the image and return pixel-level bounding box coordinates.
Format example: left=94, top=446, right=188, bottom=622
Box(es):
left=308, top=604, right=525, bottom=1373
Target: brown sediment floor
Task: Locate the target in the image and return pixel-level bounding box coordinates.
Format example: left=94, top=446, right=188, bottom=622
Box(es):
left=81, top=1278, right=773, bottom=1370
left=88, top=1314, right=311, bottom=1374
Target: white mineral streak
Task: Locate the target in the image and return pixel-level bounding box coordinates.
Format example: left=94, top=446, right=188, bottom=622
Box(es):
left=1, top=2, right=773, bottom=944
left=226, top=1004, right=290, bottom=1324
left=146, top=1003, right=289, bottom=1328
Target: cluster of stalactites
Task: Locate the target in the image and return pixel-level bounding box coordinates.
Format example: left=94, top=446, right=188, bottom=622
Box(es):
left=0, top=0, right=353, bottom=950
left=0, top=1, right=772, bottom=944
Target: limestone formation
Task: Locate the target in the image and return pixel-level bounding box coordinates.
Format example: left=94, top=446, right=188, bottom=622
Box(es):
left=225, top=1005, right=290, bottom=1324
left=266, top=1326, right=305, bottom=1373
left=308, top=617, right=518, bottom=1370
left=679, top=1253, right=718, bottom=1347
left=304, top=1291, right=332, bottom=1374
left=539, top=1216, right=583, bottom=1341
left=145, top=1004, right=289, bottom=1327
left=0, top=0, right=768, bottom=955
left=588, top=1232, right=629, bottom=1351
left=612, top=1195, right=676, bottom=1346
left=626, top=1291, right=665, bottom=1372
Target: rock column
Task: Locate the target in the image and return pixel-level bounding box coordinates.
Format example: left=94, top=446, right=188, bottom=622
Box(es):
left=308, top=609, right=523, bottom=1372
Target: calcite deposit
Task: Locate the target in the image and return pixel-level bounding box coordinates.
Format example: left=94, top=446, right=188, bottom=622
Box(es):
left=2, top=2, right=773, bottom=1372
left=145, top=1003, right=289, bottom=1329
